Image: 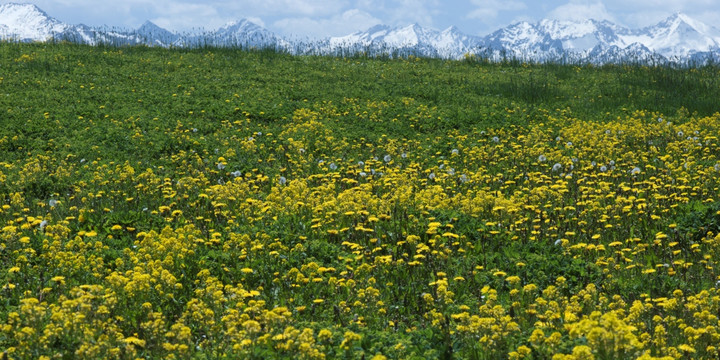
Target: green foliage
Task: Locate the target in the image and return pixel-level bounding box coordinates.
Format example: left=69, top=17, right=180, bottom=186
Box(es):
left=1, top=42, right=720, bottom=359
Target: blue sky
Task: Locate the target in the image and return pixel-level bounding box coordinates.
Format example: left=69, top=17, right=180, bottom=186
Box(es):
left=6, top=0, right=720, bottom=38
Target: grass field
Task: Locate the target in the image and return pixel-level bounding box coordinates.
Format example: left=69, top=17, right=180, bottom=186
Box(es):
left=1, top=42, right=720, bottom=359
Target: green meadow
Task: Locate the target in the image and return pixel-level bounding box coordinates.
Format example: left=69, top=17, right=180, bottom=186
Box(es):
left=1, top=42, right=720, bottom=359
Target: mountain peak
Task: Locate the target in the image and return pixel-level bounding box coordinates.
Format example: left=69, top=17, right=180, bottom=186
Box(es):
left=653, top=11, right=710, bottom=32
left=135, top=20, right=178, bottom=46
left=138, top=21, right=162, bottom=31
left=0, top=2, right=46, bottom=14
left=443, top=25, right=460, bottom=33
left=221, top=19, right=260, bottom=29
left=1, top=3, right=719, bottom=64
left=0, top=2, right=67, bottom=40
left=365, top=24, right=390, bottom=34
left=140, top=20, right=157, bottom=26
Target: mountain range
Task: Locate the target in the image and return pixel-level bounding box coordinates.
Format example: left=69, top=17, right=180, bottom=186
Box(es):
left=1, top=2, right=719, bottom=64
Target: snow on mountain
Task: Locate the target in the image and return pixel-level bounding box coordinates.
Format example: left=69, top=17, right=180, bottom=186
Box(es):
left=477, top=13, right=720, bottom=63
left=481, top=21, right=566, bottom=61
left=180, top=19, right=289, bottom=49
left=327, top=23, right=481, bottom=58
left=1, top=3, right=719, bottom=65
left=0, top=3, right=67, bottom=41
left=135, top=21, right=179, bottom=47
left=630, top=13, right=720, bottom=59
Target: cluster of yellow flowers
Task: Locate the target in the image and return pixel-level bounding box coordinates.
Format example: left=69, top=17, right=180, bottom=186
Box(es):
left=1, top=102, right=719, bottom=358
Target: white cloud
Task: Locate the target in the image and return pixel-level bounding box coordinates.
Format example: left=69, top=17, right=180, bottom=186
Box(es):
left=353, top=0, right=441, bottom=27
left=224, top=0, right=347, bottom=17
left=273, top=8, right=381, bottom=38
left=599, top=0, right=720, bottom=28
left=149, top=2, right=223, bottom=31
left=467, top=0, right=526, bottom=20
left=548, top=1, right=615, bottom=22
left=386, top=0, right=439, bottom=26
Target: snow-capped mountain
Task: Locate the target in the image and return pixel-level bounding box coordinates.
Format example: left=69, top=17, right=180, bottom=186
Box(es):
left=326, top=24, right=481, bottom=58
left=0, top=3, right=67, bottom=40
left=1, top=2, right=719, bottom=64
left=180, top=19, right=289, bottom=49
left=135, top=21, right=179, bottom=47
left=322, top=13, right=720, bottom=63
left=481, top=14, right=720, bottom=63
left=0, top=3, right=143, bottom=45
left=634, top=13, right=720, bottom=59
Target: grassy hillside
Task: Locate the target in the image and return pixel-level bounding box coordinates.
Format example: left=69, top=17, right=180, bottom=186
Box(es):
left=1, top=42, right=720, bottom=359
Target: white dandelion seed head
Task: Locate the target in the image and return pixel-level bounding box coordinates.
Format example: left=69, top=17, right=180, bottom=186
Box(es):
left=439, top=164, right=445, bottom=170
left=554, top=239, right=563, bottom=246
left=657, top=117, right=663, bottom=123
left=538, top=155, right=547, bottom=162
left=631, top=167, right=641, bottom=175
left=217, top=162, right=225, bottom=170
left=358, top=161, right=365, bottom=167
left=492, top=136, right=499, bottom=143
left=217, top=178, right=225, bottom=185
left=677, top=131, right=684, bottom=137
left=39, top=220, right=48, bottom=230
left=299, top=148, right=305, bottom=154
left=359, top=171, right=367, bottom=177
left=48, top=199, right=58, bottom=208
left=279, top=176, right=287, bottom=185
left=605, top=130, right=611, bottom=135
left=192, top=128, right=198, bottom=132
left=230, top=170, right=242, bottom=178
left=552, top=163, right=562, bottom=172
left=566, top=141, right=573, bottom=147
left=256, top=131, right=262, bottom=136
left=248, top=136, right=254, bottom=141
left=401, top=152, right=407, bottom=159
left=428, top=172, right=436, bottom=180
left=447, top=168, right=455, bottom=176
left=714, top=163, right=720, bottom=172
left=384, top=154, right=391, bottom=162
left=609, top=160, right=615, bottom=166
left=329, top=163, right=337, bottom=170
left=555, top=136, right=562, bottom=141
left=459, top=174, right=468, bottom=183
left=591, top=161, right=597, bottom=167
left=600, top=166, right=607, bottom=172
